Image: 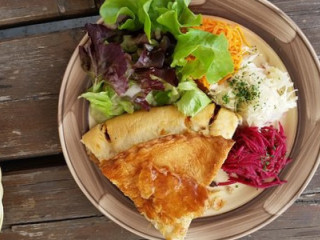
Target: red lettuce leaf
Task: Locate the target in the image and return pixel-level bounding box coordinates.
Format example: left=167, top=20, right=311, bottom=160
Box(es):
left=79, top=46, right=91, bottom=72
left=134, top=67, right=178, bottom=87
left=121, top=33, right=149, bottom=52
left=79, top=24, right=131, bottom=94
left=140, top=77, right=165, bottom=93
left=134, top=46, right=165, bottom=68
left=134, top=95, right=151, bottom=110
left=100, top=43, right=131, bottom=94
left=85, top=23, right=117, bottom=45
left=133, top=69, right=165, bottom=97
left=159, top=35, right=176, bottom=55
left=152, top=68, right=178, bottom=86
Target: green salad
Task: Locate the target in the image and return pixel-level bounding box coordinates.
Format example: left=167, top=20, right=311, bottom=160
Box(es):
left=79, top=0, right=233, bottom=122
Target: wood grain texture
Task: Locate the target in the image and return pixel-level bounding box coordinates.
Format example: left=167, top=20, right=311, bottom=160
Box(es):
left=2, top=166, right=100, bottom=227
left=1, top=213, right=320, bottom=240
left=269, top=0, right=320, bottom=56
left=1, top=163, right=319, bottom=239
left=0, top=0, right=97, bottom=28
left=1, top=217, right=143, bottom=240
left=0, top=29, right=85, bottom=161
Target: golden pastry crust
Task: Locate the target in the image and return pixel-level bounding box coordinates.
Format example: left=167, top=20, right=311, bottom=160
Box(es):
left=100, top=133, right=234, bottom=240
left=102, top=133, right=234, bottom=185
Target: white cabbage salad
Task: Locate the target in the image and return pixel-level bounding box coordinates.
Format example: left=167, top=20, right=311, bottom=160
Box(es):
left=210, top=47, right=297, bottom=127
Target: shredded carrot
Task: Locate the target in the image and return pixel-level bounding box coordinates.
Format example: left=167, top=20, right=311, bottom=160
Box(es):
left=198, top=75, right=210, bottom=89
left=186, top=55, right=196, bottom=61
left=194, top=17, right=248, bottom=87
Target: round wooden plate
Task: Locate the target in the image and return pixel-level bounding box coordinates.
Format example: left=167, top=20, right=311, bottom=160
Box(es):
left=58, top=0, right=320, bottom=239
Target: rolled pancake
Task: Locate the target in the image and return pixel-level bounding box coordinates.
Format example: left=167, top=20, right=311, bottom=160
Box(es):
left=210, top=108, right=242, bottom=139
left=83, top=104, right=212, bottom=162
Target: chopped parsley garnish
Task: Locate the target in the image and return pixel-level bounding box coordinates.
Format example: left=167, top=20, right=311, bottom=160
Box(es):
left=222, top=94, right=230, bottom=104
left=228, top=78, right=260, bottom=111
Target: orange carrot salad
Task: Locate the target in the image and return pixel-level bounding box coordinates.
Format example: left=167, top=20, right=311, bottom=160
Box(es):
left=195, top=17, right=249, bottom=87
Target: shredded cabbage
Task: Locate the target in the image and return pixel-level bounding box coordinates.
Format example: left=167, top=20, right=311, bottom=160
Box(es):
left=210, top=50, right=297, bottom=127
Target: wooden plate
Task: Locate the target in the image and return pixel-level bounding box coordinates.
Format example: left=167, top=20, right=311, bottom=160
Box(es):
left=58, top=0, right=320, bottom=239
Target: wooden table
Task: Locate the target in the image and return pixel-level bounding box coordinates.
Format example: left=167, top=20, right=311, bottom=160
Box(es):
left=0, top=0, right=319, bottom=239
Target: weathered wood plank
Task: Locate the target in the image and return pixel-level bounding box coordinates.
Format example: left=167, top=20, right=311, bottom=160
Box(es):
left=270, top=0, right=320, bottom=55
left=0, top=0, right=97, bottom=28
left=245, top=205, right=320, bottom=239
left=270, top=0, right=320, bottom=14
left=0, top=29, right=85, bottom=161
left=295, top=168, right=320, bottom=205
left=1, top=217, right=143, bottom=240
left=2, top=165, right=101, bottom=227
left=1, top=212, right=320, bottom=240
left=1, top=210, right=320, bottom=240
left=1, top=163, right=319, bottom=239
left=0, top=29, right=84, bottom=100
left=0, top=98, right=61, bottom=160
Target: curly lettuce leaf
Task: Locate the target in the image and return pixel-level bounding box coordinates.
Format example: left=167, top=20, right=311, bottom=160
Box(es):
left=140, top=0, right=152, bottom=40
left=146, top=81, right=180, bottom=106
left=171, top=29, right=234, bottom=84
left=147, top=79, right=210, bottom=116
left=99, top=0, right=141, bottom=31
left=100, top=0, right=201, bottom=40
left=175, top=80, right=211, bottom=116
left=156, top=0, right=201, bottom=37
left=100, top=0, right=152, bottom=39
left=81, top=83, right=134, bottom=121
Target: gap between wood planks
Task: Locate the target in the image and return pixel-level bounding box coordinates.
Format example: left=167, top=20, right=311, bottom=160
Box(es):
left=0, top=154, right=65, bottom=173
left=0, top=0, right=102, bottom=30
left=1, top=206, right=320, bottom=240
left=2, top=215, right=104, bottom=230
left=0, top=16, right=99, bottom=41
left=0, top=93, right=56, bottom=104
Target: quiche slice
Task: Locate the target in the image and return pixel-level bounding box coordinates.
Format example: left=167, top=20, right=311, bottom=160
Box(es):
left=100, top=133, right=234, bottom=240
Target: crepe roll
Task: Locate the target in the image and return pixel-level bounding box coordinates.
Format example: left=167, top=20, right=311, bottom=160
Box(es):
left=209, top=108, right=242, bottom=139
left=82, top=104, right=215, bottom=162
